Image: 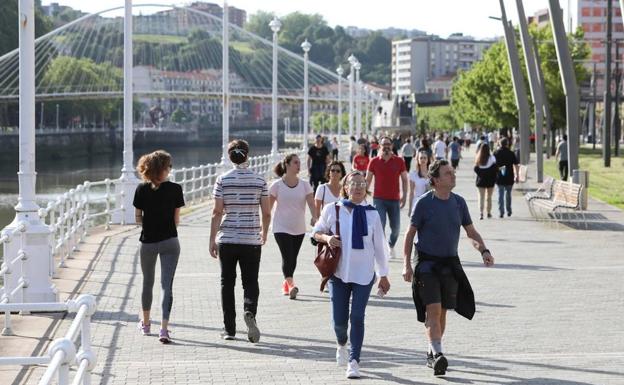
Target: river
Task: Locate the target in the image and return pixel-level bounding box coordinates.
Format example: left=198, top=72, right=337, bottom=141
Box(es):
left=0, top=144, right=272, bottom=231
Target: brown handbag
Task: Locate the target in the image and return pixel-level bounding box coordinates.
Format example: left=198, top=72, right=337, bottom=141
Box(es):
left=314, top=203, right=341, bottom=291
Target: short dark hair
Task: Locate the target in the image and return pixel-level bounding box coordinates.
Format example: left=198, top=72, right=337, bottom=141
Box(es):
left=324, top=160, right=346, bottom=180
left=500, top=137, right=510, bottom=148
left=428, top=159, right=450, bottom=186
left=227, top=139, right=249, bottom=164
left=563, top=134, right=568, bottom=141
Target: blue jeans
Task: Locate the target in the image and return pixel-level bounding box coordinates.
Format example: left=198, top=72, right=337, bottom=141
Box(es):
left=497, top=184, right=513, bottom=216
left=328, top=275, right=375, bottom=363
left=372, top=198, right=400, bottom=248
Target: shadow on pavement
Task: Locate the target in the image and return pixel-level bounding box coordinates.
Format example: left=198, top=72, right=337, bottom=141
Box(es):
left=462, top=261, right=571, bottom=271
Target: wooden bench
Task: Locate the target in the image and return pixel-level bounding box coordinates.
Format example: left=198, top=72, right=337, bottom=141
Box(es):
left=529, top=180, right=586, bottom=227
left=524, top=177, right=554, bottom=217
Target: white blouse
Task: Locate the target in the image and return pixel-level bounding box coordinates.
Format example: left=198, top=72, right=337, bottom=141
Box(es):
left=313, top=200, right=390, bottom=285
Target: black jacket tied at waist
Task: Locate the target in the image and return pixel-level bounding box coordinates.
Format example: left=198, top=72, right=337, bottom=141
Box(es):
left=411, top=251, right=475, bottom=323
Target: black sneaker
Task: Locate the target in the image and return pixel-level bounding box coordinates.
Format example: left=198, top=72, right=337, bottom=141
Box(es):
left=433, top=353, right=448, bottom=376
left=244, top=311, right=260, bottom=343
left=507, top=212, right=512, bottom=217
left=426, top=352, right=434, bottom=368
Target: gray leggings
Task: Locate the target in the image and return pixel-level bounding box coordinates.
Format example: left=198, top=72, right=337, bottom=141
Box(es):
left=140, top=237, right=180, bottom=320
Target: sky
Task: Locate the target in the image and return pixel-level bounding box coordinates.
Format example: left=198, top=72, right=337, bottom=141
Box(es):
left=41, top=0, right=576, bottom=40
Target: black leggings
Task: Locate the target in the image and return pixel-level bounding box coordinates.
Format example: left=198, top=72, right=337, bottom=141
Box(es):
left=274, top=233, right=305, bottom=278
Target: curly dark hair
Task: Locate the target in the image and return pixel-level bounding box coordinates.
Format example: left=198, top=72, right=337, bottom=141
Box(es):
left=136, top=150, right=172, bottom=183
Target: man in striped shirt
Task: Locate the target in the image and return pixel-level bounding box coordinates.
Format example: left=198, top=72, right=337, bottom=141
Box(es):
left=209, top=139, right=271, bottom=343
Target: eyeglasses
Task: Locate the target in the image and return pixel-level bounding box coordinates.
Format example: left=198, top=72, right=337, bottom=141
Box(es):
left=349, top=181, right=367, bottom=188
left=329, top=169, right=342, bottom=173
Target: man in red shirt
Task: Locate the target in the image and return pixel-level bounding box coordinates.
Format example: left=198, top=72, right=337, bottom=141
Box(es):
left=366, top=136, right=408, bottom=257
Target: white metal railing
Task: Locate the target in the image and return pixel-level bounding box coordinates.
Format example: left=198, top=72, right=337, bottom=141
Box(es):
left=1, top=221, right=28, bottom=316
left=169, top=162, right=220, bottom=206
left=37, top=178, right=122, bottom=275
left=0, top=294, right=97, bottom=385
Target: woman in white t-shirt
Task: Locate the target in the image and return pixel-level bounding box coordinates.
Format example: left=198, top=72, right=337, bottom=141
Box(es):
left=269, top=153, right=316, bottom=299
left=314, top=161, right=346, bottom=219
left=408, top=150, right=431, bottom=216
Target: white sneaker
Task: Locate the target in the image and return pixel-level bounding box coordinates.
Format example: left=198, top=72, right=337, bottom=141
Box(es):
left=346, top=359, right=360, bottom=379
left=390, top=247, right=396, bottom=259
left=336, top=344, right=349, bottom=366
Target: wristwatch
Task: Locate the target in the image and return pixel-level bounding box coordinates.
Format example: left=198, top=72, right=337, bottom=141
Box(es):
left=481, top=248, right=491, bottom=256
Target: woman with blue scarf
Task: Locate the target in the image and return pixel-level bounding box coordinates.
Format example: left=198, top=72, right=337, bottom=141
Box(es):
left=312, top=170, right=391, bottom=379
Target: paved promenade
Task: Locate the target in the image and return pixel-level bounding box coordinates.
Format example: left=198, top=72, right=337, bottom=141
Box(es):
left=2, top=152, right=624, bottom=384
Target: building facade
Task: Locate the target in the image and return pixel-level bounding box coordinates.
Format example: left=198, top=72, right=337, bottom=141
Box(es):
left=391, top=34, right=493, bottom=98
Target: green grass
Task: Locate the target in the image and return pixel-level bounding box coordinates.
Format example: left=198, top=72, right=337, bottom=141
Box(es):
left=542, top=146, right=624, bottom=210
left=230, top=41, right=254, bottom=54
left=134, top=34, right=187, bottom=45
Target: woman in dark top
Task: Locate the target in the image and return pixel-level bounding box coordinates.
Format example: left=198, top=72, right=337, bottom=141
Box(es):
left=133, top=150, right=185, bottom=344
left=473, top=144, right=497, bottom=220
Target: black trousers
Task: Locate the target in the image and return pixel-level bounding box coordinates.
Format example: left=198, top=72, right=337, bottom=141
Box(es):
left=274, top=233, right=305, bottom=279
left=558, top=160, right=568, bottom=181
left=404, top=156, right=412, bottom=172
left=218, top=243, right=261, bottom=336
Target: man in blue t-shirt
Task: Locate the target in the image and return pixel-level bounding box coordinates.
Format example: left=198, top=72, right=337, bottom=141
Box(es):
left=402, top=160, right=494, bottom=377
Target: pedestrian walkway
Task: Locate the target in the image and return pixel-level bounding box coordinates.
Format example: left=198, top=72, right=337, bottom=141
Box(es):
left=2, top=152, right=624, bottom=384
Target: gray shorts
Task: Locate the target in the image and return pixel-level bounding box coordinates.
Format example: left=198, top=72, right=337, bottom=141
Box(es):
left=416, top=272, right=458, bottom=309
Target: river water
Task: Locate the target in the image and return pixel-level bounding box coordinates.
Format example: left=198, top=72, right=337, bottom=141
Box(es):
left=0, top=144, right=272, bottom=231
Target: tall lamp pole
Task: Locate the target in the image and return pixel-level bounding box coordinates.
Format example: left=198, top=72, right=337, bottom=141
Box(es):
left=221, top=2, right=230, bottom=164
left=302, top=39, right=311, bottom=150
left=337, top=66, right=344, bottom=141
left=113, top=0, right=139, bottom=225
left=355, top=61, right=362, bottom=138
left=269, top=17, right=281, bottom=160
left=348, top=54, right=357, bottom=140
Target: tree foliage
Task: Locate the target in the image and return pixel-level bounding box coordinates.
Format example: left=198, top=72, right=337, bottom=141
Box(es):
left=245, top=11, right=390, bottom=85
left=450, top=25, right=590, bottom=131
left=0, top=0, right=52, bottom=56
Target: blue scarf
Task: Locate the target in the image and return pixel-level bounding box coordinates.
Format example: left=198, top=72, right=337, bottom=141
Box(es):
left=341, top=199, right=377, bottom=249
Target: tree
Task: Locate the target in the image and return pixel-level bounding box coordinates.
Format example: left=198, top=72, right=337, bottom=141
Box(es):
left=451, top=25, right=589, bottom=131
left=0, top=0, right=52, bottom=56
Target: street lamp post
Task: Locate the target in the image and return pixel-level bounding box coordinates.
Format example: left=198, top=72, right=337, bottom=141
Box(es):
left=348, top=54, right=357, bottom=140
left=337, top=66, right=343, bottom=142
left=270, top=17, right=281, bottom=159
left=302, top=39, right=311, bottom=151
left=355, top=62, right=362, bottom=138
left=55, top=103, right=59, bottom=131
left=221, top=2, right=230, bottom=165
left=113, top=0, right=140, bottom=225
left=1, top=0, right=58, bottom=304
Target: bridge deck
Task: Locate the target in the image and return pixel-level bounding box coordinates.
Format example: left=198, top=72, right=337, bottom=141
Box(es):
left=2, top=152, right=624, bottom=384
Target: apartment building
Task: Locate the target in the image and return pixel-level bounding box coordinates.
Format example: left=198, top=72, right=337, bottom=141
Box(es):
left=391, top=34, right=493, bottom=98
